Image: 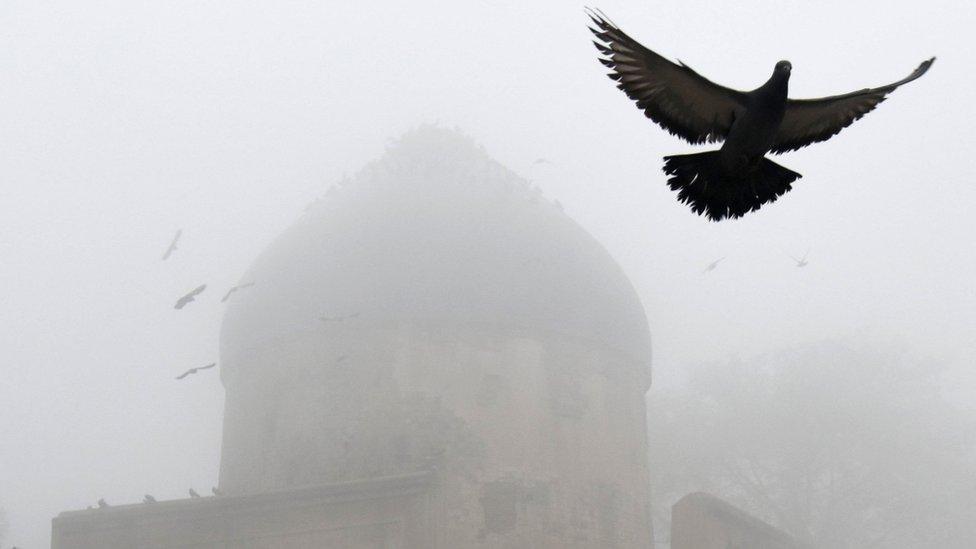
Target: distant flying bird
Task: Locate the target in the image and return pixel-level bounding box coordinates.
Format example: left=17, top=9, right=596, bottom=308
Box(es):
left=533, top=158, right=551, bottom=165
left=97, top=498, right=109, bottom=508
left=188, top=488, right=201, bottom=498
left=588, top=9, right=934, bottom=221
left=221, top=282, right=255, bottom=303
left=703, top=257, right=725, bottom=273
left=143, top=494, right=157, bottom=504
left=162, top=229, right=182, bottom=261
left=788, top=250, right=810, bottom=268
left=175, top=362, right=216, bottom=380
left=318, top=313, right=360, bottom=323
left=174, top=284, right=207, bottom=309
left=212, top=487, right=224, bottom=496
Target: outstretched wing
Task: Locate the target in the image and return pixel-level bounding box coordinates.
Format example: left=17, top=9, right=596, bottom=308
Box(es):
left=588, top=9, right=748, bottom=144
left=162, top=229, right=181, bottom=260
left=771, top=58, right=934, bottom=154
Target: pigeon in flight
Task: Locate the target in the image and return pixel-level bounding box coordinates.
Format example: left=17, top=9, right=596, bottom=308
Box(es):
left=703, top=257, right=725, bottom=273
left=174, top=284, right=207, bottom=309
left=788, top=250, right=810, bottom=268
left=175, top=362, right=216, bottom=380
left=588, top=9, right=934, bottom=221
left=143, top=494, right=157, bottom=504
left=97, top=498, right=109, bottom=508
left=162, top=230, right=182, bottom=261
left=221, top=282, right=255, bottom=303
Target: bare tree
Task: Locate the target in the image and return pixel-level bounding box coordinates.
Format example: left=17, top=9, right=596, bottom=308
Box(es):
left=648, top=340, right=976, bottom=548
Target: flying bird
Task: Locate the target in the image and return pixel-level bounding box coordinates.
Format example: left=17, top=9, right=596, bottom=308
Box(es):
left=174, top=284, right=207, bottom=309
left=143, top=494, right=157, bottom=504
left=161, top=229, right=182, bottom=261
left=533, top=158, right=552, bottom=165
left=221, top=282, right=255, bottom=303
left=189, top=488, right=201, bottom=498
left=703, top=257, right=725, bottom=273
left=175, top=362, right=216, bottom=380
left=97, top=498, right=109, bottom=508
left=588, top=9, right=934, bottom=221
left=318, top=313, right=361, bottom=323
left=788, top=250, right=810, bottom=268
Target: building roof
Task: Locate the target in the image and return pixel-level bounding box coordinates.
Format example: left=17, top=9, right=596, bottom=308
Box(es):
left=219, top=127, right=651, bottom=370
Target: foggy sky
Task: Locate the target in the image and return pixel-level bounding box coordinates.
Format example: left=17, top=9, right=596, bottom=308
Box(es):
left=2, top=1, right=974, bottom=546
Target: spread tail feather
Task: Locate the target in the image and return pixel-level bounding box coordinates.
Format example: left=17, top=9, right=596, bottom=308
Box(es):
left=662, top=151, right=802, bottom=221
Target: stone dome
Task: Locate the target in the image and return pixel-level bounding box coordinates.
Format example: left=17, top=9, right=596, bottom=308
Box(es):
left=219, top=127, right=651, bottom=377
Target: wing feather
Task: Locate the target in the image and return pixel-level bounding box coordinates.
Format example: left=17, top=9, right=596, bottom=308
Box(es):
left=771, top=58, right=934, bottom=153
left=588, top=10, right=748, bottom=144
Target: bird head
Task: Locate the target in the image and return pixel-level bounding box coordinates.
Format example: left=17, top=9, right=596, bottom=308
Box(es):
left=775, top=60, right=792, bottom=77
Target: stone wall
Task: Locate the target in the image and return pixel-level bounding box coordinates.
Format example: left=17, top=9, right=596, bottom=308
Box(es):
left=51, top=472, right=433, bottom=549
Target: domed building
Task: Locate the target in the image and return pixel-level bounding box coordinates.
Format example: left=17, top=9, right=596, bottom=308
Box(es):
left=52, top=127, right=655, bottom=548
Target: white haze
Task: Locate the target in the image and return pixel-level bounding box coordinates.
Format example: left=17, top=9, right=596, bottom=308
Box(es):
left=2, top=0, right=975, bottom=546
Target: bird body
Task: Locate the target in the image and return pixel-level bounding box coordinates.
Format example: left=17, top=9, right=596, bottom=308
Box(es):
left=143, top=494, right=157, bottom=504
left=703, top=257, right=725, bottom=273
left=174, top=284, right=207, bottom=309
left=189, top=488, right=201, bottom=498
left=588, top=9, right=933, bottom=220
left=162, top=229, right=182, bottom=261
left=789, top=250, right=810, bottom=267
left=221, top=282, right=255, bottom=303
left=175, top=362, right=216, bottom=380
left=722, top=67, right=790, bottom=162
left=97, top=498, right=109, bottom=508
left=318, top=312, right=361, bottom=323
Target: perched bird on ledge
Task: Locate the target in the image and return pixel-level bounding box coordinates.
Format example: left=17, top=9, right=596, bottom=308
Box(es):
left=587, top=8, right=934, bottom=221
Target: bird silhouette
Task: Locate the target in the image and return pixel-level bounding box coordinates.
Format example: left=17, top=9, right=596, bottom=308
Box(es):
left=788, top=250, right=810, bottom=268
left=174, top=284, right=207, bottom=309
left=97, top=498, right=109, bottom=508
left=212, top=487, right=224, bottom=496
left=533, top=158, right=552, bottom=165
left=175, top=362, right=216, bottom=380
left=318, top=313, right=361, bottom=323
left=703, top=257, right=725, bottom=273
left=188, top=488, right=201, bottom=498
left=221, top=282, right=255, bottom=303
left=143, top=494, right=157, bottom=504
left=161, top=229, right=182, bottom=261
left=588, top=9, right=934, bottom=221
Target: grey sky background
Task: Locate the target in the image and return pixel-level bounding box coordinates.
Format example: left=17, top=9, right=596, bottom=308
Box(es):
left=2, top=1, right=974, bottom=546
